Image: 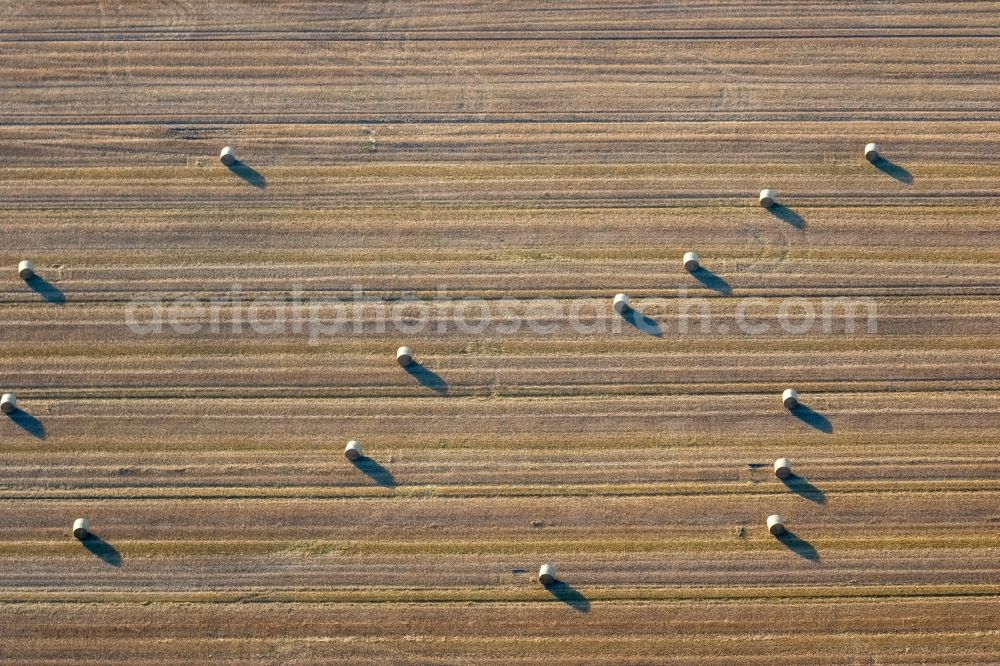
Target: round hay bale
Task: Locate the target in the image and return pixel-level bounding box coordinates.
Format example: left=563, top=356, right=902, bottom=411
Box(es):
left=396, top=346, right=414, bottom=367
left=72, top=518, right=91, bottom=540
left=682, top=252, right=701, bottom=272
left=538, top=563, right=557, bottom=586
left=17, top=260, right=35, bottom=280
left=0, top=393, right=16, bottom=415
left=773, top=457, right=793, bottom=480
left=759, top=188, right=777, bottom=209
left=219, top=146, right=237, bottom=166
left=344, top=440, right=364, bottom=461
left=864, top=142, right=881, bottom=162
left=766, top=514, right=786, bottom=537
left=612, top=292, right=630, bottom=314
left=782, top=388, right=800, bottom=410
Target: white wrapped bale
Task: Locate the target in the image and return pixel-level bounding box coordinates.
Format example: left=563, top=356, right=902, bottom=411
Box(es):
left=538, top=563, right=556, bottom=586
left=219, top=146, right=237, bottom=166
left=782, top=388, right=800, bottom=410
left=18, top=260, right=35, bottom=280
left=72, top=518, right=91, bottom=540
left=864, top=143, right=881, bottom=162
left=344, top=440, right=364, bottom=461
left=773, top=458, right=793, bottom=480
left=0, top=393, right=16, bottom=415
left=612, top=293, right=630, bottom=314
left=766, top=514, right=786, bottom=537
left=683, top=252, right=701, bottom=272
left=759, top=188, right=777, bottom=209
left=396, top=346, right=414, bottom=367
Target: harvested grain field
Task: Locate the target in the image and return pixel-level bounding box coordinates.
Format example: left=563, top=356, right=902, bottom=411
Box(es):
left=1, top=2, right=999, bottom=664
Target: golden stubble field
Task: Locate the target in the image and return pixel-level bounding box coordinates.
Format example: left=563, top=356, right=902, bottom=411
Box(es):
left=0, top=2, right=999, bottom=664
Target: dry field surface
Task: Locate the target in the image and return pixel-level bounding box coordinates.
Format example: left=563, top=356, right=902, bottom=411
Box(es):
left=1, top=1, right=999, bottom=664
